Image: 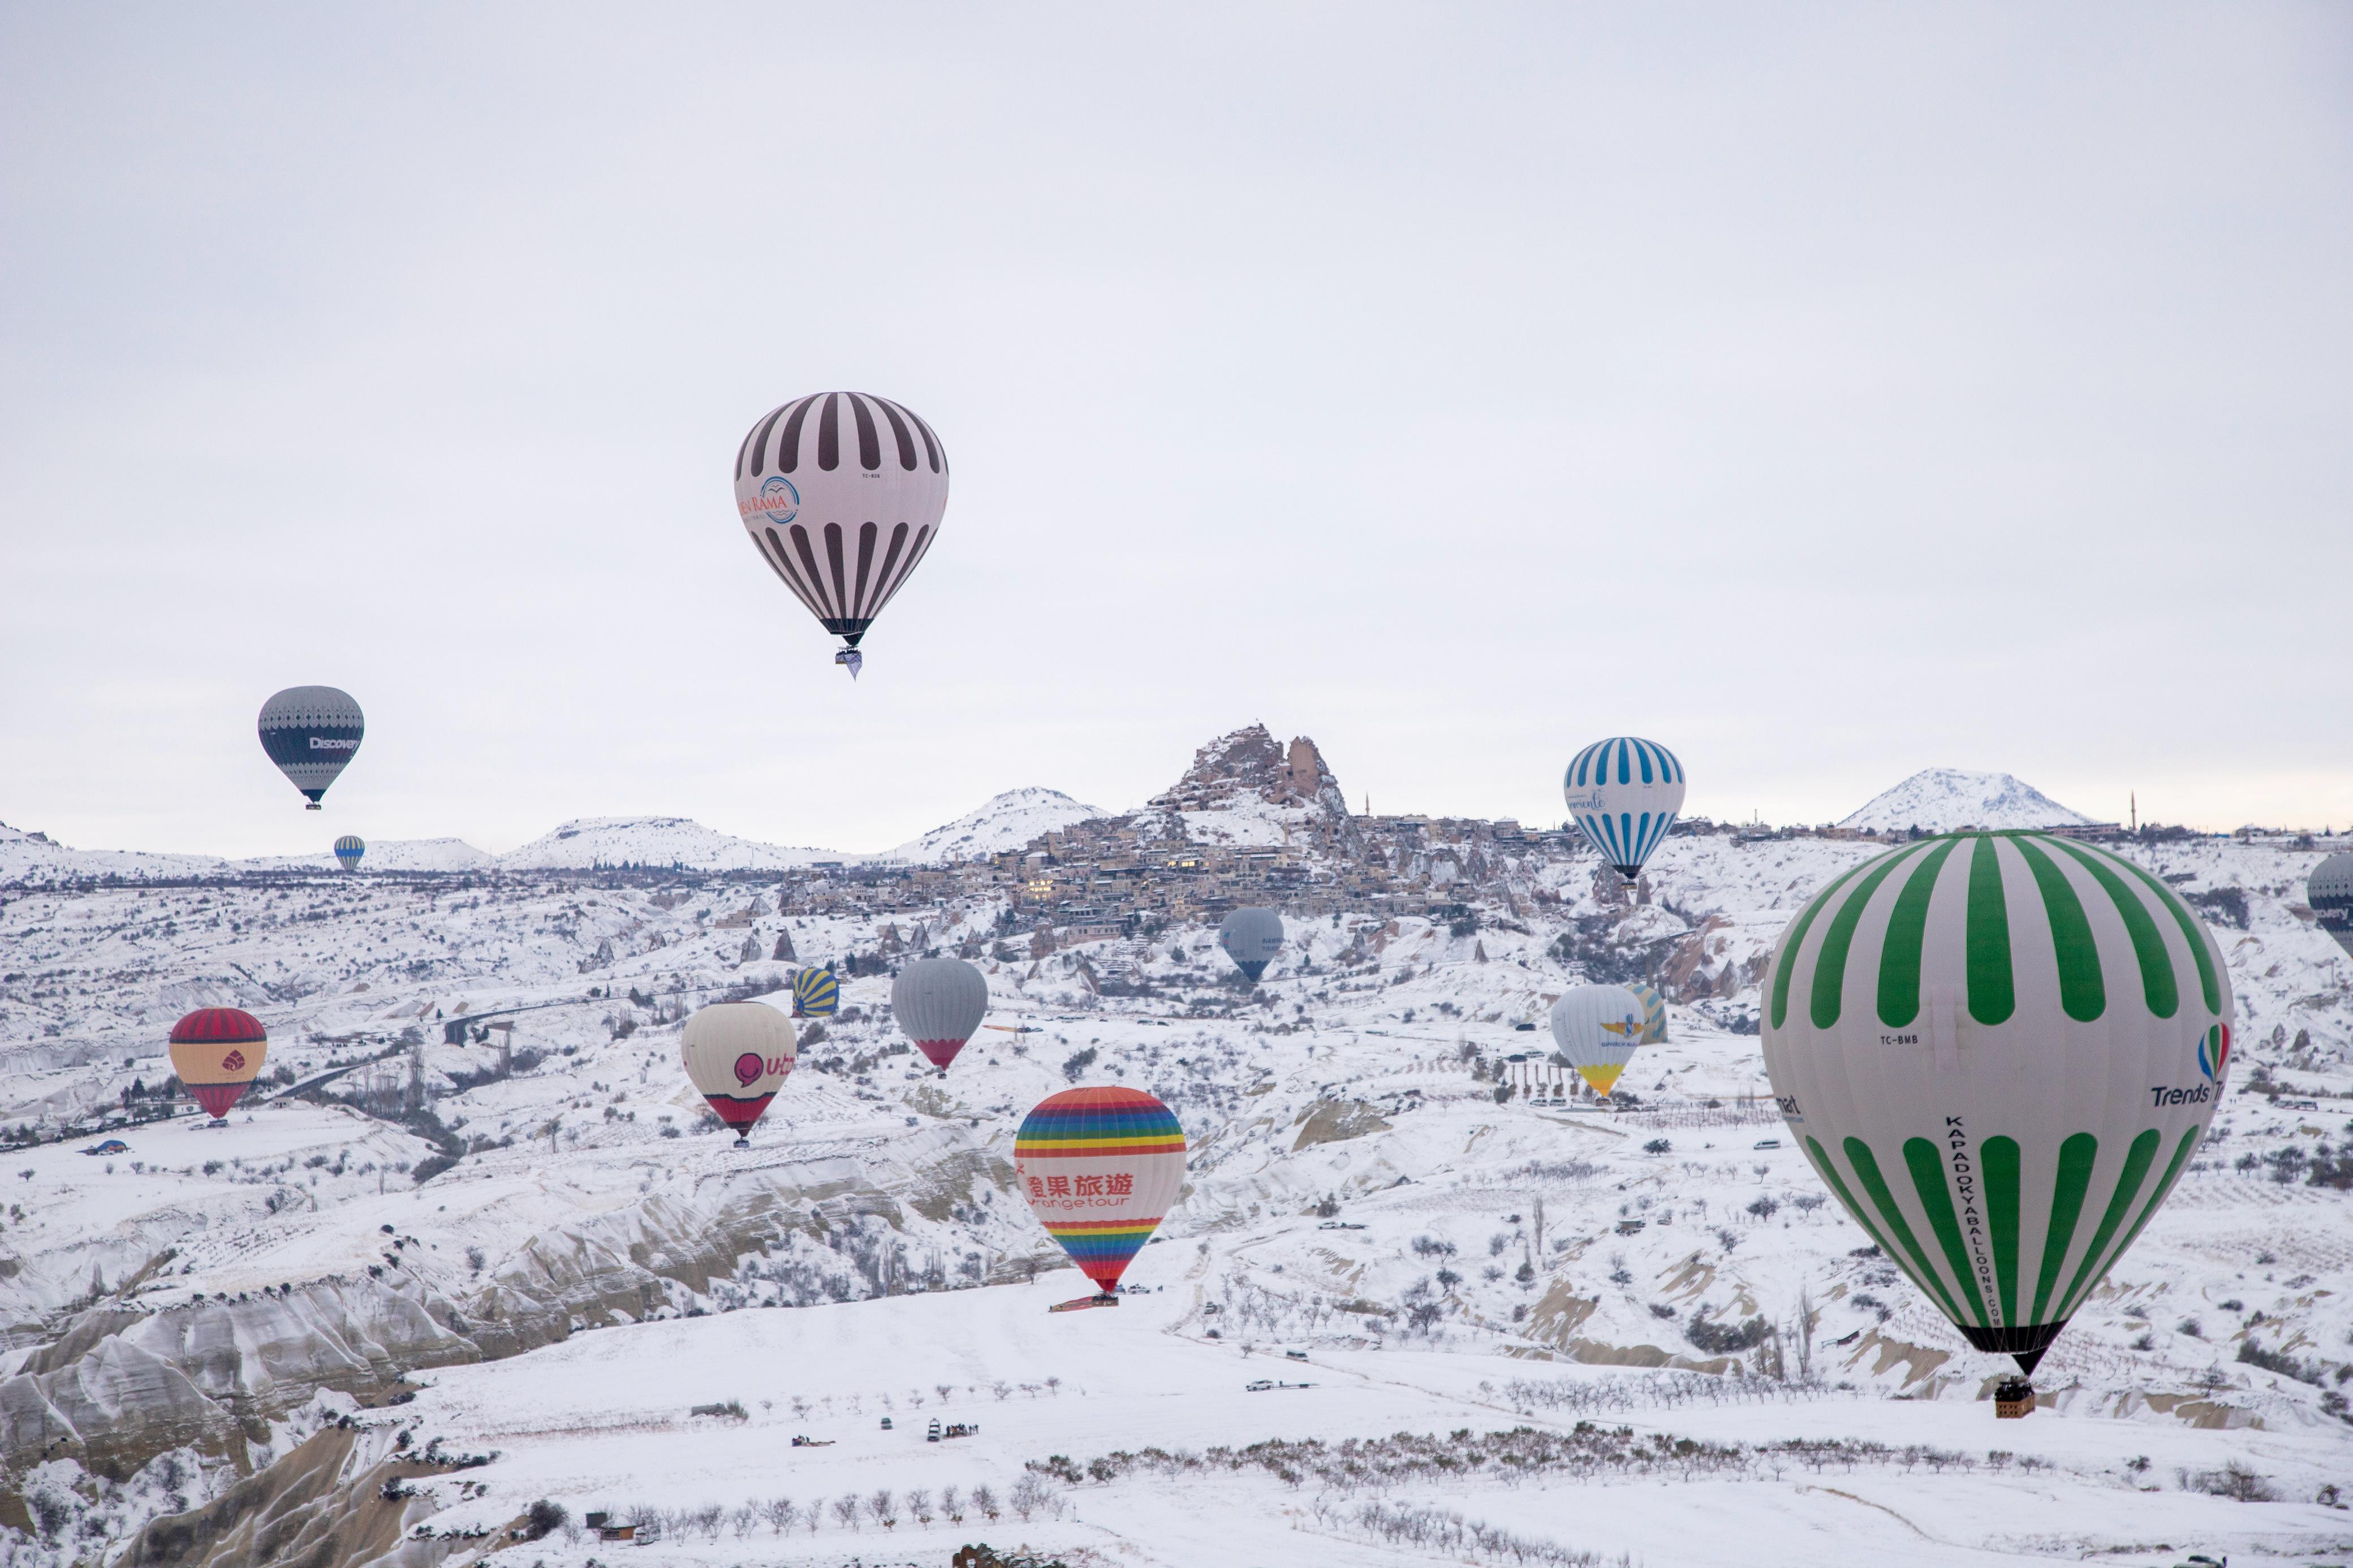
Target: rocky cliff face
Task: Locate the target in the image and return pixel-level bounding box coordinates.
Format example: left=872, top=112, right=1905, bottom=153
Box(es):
left=0, top=1130, right=1019, bottom=1536
left=1148, top=724, right=1351, bottom=820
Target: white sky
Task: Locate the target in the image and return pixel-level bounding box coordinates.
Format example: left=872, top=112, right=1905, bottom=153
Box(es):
left=3, top=6, right=2348, bottom=857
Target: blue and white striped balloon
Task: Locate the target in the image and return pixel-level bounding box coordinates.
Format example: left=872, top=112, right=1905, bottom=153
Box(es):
left=1563, top=737, right=1686, bottom=880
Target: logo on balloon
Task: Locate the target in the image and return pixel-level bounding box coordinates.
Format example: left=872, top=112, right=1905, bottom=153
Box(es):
left=744, top=475, right=800, bottom=528
left=221, top=1049, right=246, bottom=1072
left=2197, top=1022, right=2230, bottom=1082
left=733, top=1052, right=764, bottom=1087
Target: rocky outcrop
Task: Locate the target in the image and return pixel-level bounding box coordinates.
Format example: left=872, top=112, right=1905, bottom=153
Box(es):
left=0, top=1133, right=1017, bottom=1522
left=1150, top=725, right=1350, bottom=820
left=1291, top=1100, right=1393, bottom=1152
left=118, top=1424, right=488, bottom=1568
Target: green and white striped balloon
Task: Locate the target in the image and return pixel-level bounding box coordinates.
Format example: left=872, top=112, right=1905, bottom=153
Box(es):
left=1761, top=831, right=2234, bottom=1375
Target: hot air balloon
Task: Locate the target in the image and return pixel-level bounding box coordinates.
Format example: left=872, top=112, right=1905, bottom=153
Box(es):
left=1015, top=1087, right=1186, bottom=1310
left=680, top=1002, right=797, bottom=1148
left=1761, top=831, right=2234, bottom=1411
left=891, top=957, right=988, bottom=1071
left=734, top=391, right=950, bottom=677
left=1218, top=908, right=1285, bottom=984
left=258, top=687, right=364, bottom=809
left=1626, top=980, right=1669, bottom=1044
left=334, top=835, right=365, bottom=872
left=1563, top=737, right=1684, bottom=882
left=169, top=1009, right=268, bottom=1125
left=2309, top=852, right=2353, bottom=955
left=791, top=965, right=839, bottom=1020
left=1549, top=984, right=1647, bottom=1096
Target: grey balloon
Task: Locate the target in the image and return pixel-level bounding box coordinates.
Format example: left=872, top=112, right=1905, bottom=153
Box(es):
left=2311, top=851, right=2353, bottom=954
left=892, top=957, right=989, bottom=1070
left=1218, top=907, right=1285, bottom=983
left=257, top=685, right=365, bottom=809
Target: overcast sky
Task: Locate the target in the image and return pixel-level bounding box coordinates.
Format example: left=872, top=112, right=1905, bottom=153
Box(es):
left=3, top=5, right=2347, bottom=858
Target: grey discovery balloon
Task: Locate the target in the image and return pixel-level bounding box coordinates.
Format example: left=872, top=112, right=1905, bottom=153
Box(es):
left=2311, top=852, right=2353, bottom=954
left=1218, top=908, right=1285, bottom=983
left=258, top=686, right=364, bottom=809
left=893, top=957, right=989, bottom=1072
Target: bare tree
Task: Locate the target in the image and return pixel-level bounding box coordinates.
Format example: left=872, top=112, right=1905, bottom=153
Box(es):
left=941, top=1484, right=963, bottom=1523
left=908, top=1487, right=933, bottom=1525
left=762, top=1497, right=796, bottom=1535
left=833, top=1493, right=860, bottom=1531
left=871, top=1487, right=897, bottom=1528
left=971, top=1483, right=998, bottom=1522
left=730, top=1504, right=756, bottom=1539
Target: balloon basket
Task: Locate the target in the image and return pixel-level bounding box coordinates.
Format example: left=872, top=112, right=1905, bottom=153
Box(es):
left=732, top=1136, right=751, bottom=1150
left=305, top=803, right=322, bottom=811
left=1993, top=1377, right=2035, bottom=1419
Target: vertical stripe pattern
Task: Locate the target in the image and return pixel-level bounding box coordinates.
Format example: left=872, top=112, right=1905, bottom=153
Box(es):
left=1760, top=832, right=2234, bottom=1374
left=1562, top=737, right=1688, bottom=879
left=734, top=391, right=950, bottom=648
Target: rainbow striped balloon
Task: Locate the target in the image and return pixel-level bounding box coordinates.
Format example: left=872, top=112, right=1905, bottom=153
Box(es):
left=1015, top=1087, right=1186, bottom=1296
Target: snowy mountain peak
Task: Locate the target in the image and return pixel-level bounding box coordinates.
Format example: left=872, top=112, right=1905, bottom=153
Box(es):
left=1837, top=768, right=2095, bottom=833
left=884, top=788, right=1105, bottom=865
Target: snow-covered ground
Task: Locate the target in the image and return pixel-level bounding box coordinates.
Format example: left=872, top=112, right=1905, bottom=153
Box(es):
left=2, top=784, right=2350, bottom=1566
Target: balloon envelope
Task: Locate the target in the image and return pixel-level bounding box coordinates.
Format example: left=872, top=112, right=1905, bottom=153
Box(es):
left=734, top=391, right=950, bottom=659
left=1563, top=737, right=1684, bottom=880
left=333, top=835, right=365, bottom=871
left=1218, top=908, right=1285, bottom=984
left=1549, top=984, right=1647, bottom=1095
left=1015, top=1087, right=1186, bottom=1294
left=892, top=958, right=988, bottom=1069
left=169, top=1009, right=268, bottom=1120
left=1761, top=831, right=2234, bottom=1375
left=681, top=1003, right=796, bottom=1142
left=258, top=687, right=364, bottom=809
left=791, top=965, right=839, bottom=1019
left=2309, top=852, right=2353, bottom=955
left=1625, top=981, right=1669, bottom=1044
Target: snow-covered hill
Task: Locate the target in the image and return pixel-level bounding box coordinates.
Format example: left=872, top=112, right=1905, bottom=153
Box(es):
left=883, top=787, right=1104, bottom=865
left=494, top=816, right=842, bottom=872
left=3, top=733, right=2350, bottom=1566
left=1837, top=767, right=2095, bottom=833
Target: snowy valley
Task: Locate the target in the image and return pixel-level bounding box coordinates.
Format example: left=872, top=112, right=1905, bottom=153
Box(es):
left=0, top=737, right=2347, bottom=1568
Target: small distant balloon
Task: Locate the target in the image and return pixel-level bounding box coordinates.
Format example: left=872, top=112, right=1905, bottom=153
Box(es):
left=169, top=1009, right=268, bottom=1125
left=334, top=836, right=365, bottom=872
left=892, top=957, right=989, bottom=1071
left=2309, top=852, right=2353, bottom=955
left=1549, top=984, right=1647, bottom=1096
left=1563, top=737, right=1684, bottom=881
left=680, top=1003, right=797, bottom=1148
left=258, top=687, right=364, bottom=810
left=734, top=392, right=950, bottom=676
left=791, top=965, right=839, bottom=1019
left=1218, top=908, right=1285, bottom=984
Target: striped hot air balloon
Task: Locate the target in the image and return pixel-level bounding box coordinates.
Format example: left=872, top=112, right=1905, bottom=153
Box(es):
left=680, top=1003, right=796, bottom=1148
left=1015, top=1087, right=1186, bottom=1307
left=734, top=392, right=950, bottom=676
left=790, top=965, right=839, bottom=1019
left=1626, top=980, right=1669, bottom=1044
left=1762, top=831, right=2234, bottom=1396
left=1549, top=984, right=1647, bottom=1096
left=333, top=835, right=365, bottom=871
left=169, top=1009, right=268, bottom=1124
left=258, top=687, right=364, bottom=809
left=1563, top=737, right=1684, bottom=880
